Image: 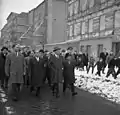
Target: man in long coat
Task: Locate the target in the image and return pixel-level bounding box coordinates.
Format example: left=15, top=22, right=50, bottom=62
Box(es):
left=62, top=53, right=77, bottom=96
left=0, top=47, right=8, bottom=88
left=44, top=51, right=52, bottom=87
left=100, top=48, right=108, bottom=74
left=29, top=49, right=46, bottom=96
left=5, top=45, right=26, bottom=101
left=49, top=47, right=63, bottom=98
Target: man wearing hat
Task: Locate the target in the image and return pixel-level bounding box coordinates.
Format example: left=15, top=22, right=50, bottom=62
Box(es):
left=63, top=53, right=77, bottom=96
left=61, top=49, right=66, bottom=58
left=66, top=46, right=75, bottom=60
left=0, top=46, right=8, bottom=88
left=49, top=46, right=63, bottom=98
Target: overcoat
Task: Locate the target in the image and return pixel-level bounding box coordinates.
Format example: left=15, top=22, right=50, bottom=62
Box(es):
left=5, top=52, right=26, bottom=85
left=24, top=56, right=31, bottom=85
left=29, top=57, right=46, bottom=87
left=0, top=53, right=7, bottom=81
left=49, top=54, right=63, bottom=83
left=62, top=59, right=76, bottom=85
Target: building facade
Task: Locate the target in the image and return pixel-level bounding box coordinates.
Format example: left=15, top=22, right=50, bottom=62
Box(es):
left=66, top=0, right=120, bottom=56
left=20, top=0, right=67, bottom=50
left=1, top=12, right=29, bottom=45
left=20, top=1, right=47, bottom=47
left=1, top=0, right=67, bottom=50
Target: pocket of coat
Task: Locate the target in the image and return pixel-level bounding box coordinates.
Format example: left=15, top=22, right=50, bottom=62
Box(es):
left=10, top=72, right=16, bottom=77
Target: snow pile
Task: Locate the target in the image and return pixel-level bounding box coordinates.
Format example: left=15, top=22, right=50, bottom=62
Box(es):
left=75, top=68, right=120, bottom=104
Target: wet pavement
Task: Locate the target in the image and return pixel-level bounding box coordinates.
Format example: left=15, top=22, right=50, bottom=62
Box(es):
left=0, top=84, right=120, bottom=115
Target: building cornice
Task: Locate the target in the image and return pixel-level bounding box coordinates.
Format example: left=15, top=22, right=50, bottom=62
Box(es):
left=7, top=12, right=18, bottom=21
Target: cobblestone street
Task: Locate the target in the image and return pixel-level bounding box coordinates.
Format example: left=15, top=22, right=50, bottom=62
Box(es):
left=0, top=84, right=120, bottom=115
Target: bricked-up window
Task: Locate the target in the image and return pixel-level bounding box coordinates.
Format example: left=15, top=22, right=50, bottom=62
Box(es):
left=68, top=3, right=74, bottom=17
left=101, top=0, right=106, bottom=4
left=93, top=17, right=100, bottom=32
left=115, top=10, right=120, bottom=28
left=94, top=0, right=101, bottom=6
left=74, top=22, right=81, bottom=36
left=80, top=0, right=88, bottom=12
left=97, top=44, right=103, bottom=57
left=88, top=0, right=94, bottom=8
left=69, top=25, right=73, bottom=37
left=86, top=45, right=92, bottom=57
left=80, top=45, right=84, bottom=52
left=81, top=21, right=85, bottom=34
left=89, top=19, right=93, bottom=33
left=100, top=15, right=105, bottom=31
left=85, top=21, right=88, bottom=33
left=74, top=0, right=79, bottom=15
left=105, top=11, right=114, bottom=29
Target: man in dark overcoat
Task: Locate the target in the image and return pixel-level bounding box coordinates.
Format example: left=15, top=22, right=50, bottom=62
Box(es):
left=29, top=49, right=46, bottom=96
left=0, top=47, right=8, bottom=88
left=100, top=48, right=108, bottom=74
left=62, top=53, right=77, bottom=96
left=67, top=47, right=75, bottom=59
left=49, top=47, right=63, bottom=98
left=5, top=45, right=26, bottom=101
left=44, top=51, right=52, bottom=87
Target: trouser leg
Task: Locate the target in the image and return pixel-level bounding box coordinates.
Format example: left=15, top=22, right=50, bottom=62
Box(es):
left=106, top=68, right=112, bottom=77
left=55, top=83, right=59, bottom=97
left=47, top=75, right=51, bottom=86
left=63, top=81, right=67, bottom=92
left=1, top=78, right=4, bottom=88
left=36, top=87, right=40, bottom=96
left=87, top=66, right=90, bottom=73
left=115, top=67, right=120, bottom=78
left=112, top=68, right=116, bottom=79
left=71, top=83, right=75, bottom=93
left=71, top=83, right=77, bottom=96
left=91, top=66, right=94, bottom=74
left=5, top=77, right=9, bottom=88
left=52, top=83, right=60, bottom=97
left=12, top=83, right=20, bottom=101
left=30, top=86, right=34, bottom=92
left=96, top=70, right=101, bottom=76
left=102, top=61, right=106, bottom=74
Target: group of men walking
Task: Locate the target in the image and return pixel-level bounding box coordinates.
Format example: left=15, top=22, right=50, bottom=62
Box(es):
left=1, top=44, right=120, bottom=102
left=0, top=44, right=78, bottom=101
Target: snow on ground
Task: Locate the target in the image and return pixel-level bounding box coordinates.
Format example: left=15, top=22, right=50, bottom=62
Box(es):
left=0, top=87, right=16, bottom=115
left=75, top=66, right=120, bottom=104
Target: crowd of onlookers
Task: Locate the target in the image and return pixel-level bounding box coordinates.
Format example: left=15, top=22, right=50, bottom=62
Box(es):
left=20, top=46, right=120, bottom=79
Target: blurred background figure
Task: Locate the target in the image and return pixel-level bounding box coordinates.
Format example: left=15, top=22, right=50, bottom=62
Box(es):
left=0, top=46, right=8, bottom=88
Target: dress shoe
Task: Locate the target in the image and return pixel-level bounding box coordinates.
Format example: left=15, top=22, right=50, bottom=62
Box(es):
left=56, top=93, right=60, bottom=98
left=12, top=97, right=18, bottom=101
left=72, top=92, right=78, bottom=96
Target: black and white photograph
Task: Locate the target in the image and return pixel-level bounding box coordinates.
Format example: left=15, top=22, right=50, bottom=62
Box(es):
left=0, top=0, right=120, bottom=115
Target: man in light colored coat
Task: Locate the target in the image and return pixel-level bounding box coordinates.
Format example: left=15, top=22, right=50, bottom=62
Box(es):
left=5, top=44, right=26, bottom=101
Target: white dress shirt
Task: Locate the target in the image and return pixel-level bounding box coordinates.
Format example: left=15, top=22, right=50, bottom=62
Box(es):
left=36, top=57, right=39, bottom=61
